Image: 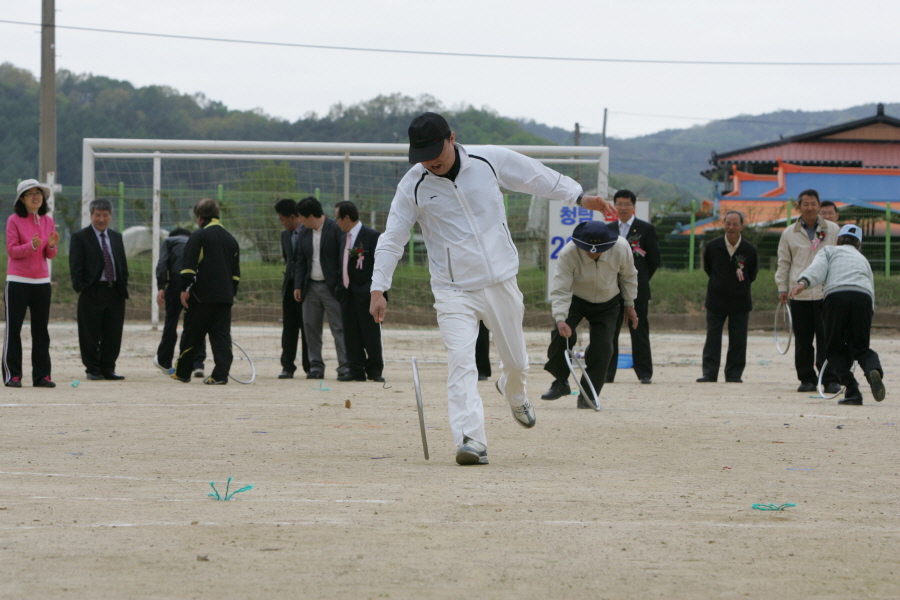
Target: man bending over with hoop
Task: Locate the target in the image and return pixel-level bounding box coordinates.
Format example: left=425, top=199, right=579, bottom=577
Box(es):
left=370, top=112, right=613, bottom=465
left=789, top=224, right=885, bottom=405
left=172, top=199, right=240, bottom=385
left=541, top=221, right=638, bottom=408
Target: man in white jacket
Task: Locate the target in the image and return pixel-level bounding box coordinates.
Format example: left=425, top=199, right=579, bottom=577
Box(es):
left=370, top=112, right=612, bottom=465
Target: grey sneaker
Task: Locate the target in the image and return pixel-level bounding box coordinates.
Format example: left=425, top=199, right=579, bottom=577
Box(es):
left=456, top=437, right=488, bottom=465
left=193, top=369, right=205, bottom=379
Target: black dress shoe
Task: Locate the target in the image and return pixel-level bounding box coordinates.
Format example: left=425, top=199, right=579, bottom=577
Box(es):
left=725, top=378, right=743, bottom=383
left=639, top=377, right=652, bottom=384
left=866, top=370, right=886, bottom=402
left=86, top=373, right=105, bottom=380
left=369, top=376, right=386, bottom=383
left=824, top=383, right=842, bottom=394
left=277, top=371, right=294, bottom=379
left=337, top=374, right=366, bottom=382
left=696, top=377, right=716, bottom=383
left=838, top=395, right=863, bottom=405
left=103, top=373, right=125, bottom=381
left=306, top=371, right=324, bottom=380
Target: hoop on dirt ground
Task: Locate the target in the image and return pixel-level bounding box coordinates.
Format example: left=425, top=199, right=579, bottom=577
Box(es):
left=817, top=359, right=856, bottom=399
left=775, top=302, right=793, bottom=355
left=564, top=341, right=600, bottom=411
left=228, top=341, right=256, bottom=384
left=411, top=357, right=429, bottom=460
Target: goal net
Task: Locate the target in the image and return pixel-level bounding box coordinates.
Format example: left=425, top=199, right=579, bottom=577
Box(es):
left=81, top=139, right=608, bottom=363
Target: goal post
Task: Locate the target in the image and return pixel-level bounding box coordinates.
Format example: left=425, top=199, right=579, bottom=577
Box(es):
left=81, top=138, right=609, bottom=331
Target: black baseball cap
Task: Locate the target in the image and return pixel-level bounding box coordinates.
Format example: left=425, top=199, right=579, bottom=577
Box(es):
left=408, top=112, right=451, bottom=164
left=572, top=221, right=617, bottom=254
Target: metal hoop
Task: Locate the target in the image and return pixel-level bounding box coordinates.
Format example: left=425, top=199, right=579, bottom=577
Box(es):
left=564, top=342, right=601, bottom=411
left=774, top=302, right=793, bottom=355
left=411, top=357, right=429, bottom=460
left=816, top=359, right=856, bottom=399
left=228, top=341, right=256, bottom=384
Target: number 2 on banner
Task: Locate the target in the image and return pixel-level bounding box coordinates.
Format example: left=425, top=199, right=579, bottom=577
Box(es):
left=550, top=236, right=572, bottom=259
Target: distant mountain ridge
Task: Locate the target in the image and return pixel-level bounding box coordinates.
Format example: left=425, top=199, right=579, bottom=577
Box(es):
left=518, top=103, right=900, bottom=198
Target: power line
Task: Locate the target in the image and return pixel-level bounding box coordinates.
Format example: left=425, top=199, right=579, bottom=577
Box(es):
left=3, top=19, right=900, bottom=67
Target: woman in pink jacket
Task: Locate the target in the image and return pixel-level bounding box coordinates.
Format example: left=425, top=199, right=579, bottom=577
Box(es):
left=4, top=179, right=60, bottom=388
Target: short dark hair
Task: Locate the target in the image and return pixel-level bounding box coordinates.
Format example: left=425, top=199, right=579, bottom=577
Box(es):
left=90, top=199, right=113, bottom=215
left=193, top=198, right=220, bottom=220
left=274, top=198, right=298, bottom=217
left=723, top=210, right=744, bottom=224
left=613, top=189, right=636, bottom=205
left=297, top=196, right=323, bottom=218
left=837, top=235, right=861, bottom=249
left=797, top=189, right=820, bottom=204
left=14, top=196, right=49, bottom=218
left=169, top=227, right=191, bottom=237
left=335, top=200, right=359, bottom=222
left=820, top=200, right=838, bottom=211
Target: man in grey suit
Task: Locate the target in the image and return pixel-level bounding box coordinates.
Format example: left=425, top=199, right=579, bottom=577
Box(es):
left=293, top=196, right=348, bottom=380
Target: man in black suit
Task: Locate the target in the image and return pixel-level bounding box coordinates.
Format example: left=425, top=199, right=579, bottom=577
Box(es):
left=293, top=196, right=348, bottom=380
left=697, top=211, right=759, bottom=383
left=275, top=199, right=310, bottom=379
left=334, top=201, right=384, bottom=382
left=69, top=199, right=129, bottom=380
left=605, top=189, right=661, bottom=384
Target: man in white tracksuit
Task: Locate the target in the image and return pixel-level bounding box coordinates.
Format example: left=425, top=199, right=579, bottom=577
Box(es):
left=369, top=112, right=612, bottom=465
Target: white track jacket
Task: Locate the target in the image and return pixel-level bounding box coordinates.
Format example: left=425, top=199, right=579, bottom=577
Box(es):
left=372, top=144, right=584, bottom=293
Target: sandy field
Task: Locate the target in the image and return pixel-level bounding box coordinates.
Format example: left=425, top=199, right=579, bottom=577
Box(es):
left=1, top=322, right=899, bottom=599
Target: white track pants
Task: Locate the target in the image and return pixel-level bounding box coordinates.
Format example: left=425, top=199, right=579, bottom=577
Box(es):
left=433, top=276, right=529, bottom=447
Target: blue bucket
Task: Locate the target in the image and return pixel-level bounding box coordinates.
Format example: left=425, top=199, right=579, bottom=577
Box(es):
left=617, top=353, right=633, bottom=369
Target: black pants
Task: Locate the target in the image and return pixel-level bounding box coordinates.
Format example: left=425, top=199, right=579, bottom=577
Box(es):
left=281, top=290, right=310, bottom=375
left=156, top=287, right=206, bottom=370
left=701, top=310, right=749, bottom=381
left=3, top=281, right=52, bottom=384
left=475, top=321, right=491, bottom=378
left=175, top=303, right=233, bottom=381
left=790, top=299, right=837, bottom=385
left=77, top=283, right=125, bottom=376
left=544, top=294, right=620, bottom=398
left=339, top=289, right=383, bottom=379
left=823, top=291, right=882, bottom=393
left=607, top=295, right=652, bottom=381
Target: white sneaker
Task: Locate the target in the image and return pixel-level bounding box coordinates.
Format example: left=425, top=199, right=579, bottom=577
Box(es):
left=456, top=437, right=488, bottom=465
left=153, top=356, right=170, bottom=374
left=510, top=398, right=536, bottom=429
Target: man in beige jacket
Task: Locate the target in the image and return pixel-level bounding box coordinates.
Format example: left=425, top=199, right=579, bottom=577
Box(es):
left=775, top=189, right=842, bottom=392
left=541, top=221, right=638, bottom=408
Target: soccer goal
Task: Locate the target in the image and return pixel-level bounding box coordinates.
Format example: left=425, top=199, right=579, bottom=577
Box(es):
left=81, top=139, right=609, bottom=341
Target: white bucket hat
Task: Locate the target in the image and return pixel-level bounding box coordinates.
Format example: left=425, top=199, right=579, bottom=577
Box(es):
left=16, top=179, right=52, bottom=203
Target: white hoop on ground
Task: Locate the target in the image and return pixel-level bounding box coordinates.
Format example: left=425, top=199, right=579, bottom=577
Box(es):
left=228, top=341, right=256, bottom=384
left=411, top=357, right=429, bottom=460
left=564, top=341, right=600, bottom=411
left=774, top=302, right=793, bottom=355
left=817, top=359, right=856, bottom=399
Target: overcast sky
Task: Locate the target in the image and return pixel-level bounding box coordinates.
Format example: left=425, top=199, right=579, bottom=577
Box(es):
left=2, top=0, right=899, bottom=140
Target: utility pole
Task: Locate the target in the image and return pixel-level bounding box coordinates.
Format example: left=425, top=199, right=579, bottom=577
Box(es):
left=601, top=108, right=608, bottom=147
left=39, top=0, right=57, bottom=189
left=574, top=122, right=581, bottom=183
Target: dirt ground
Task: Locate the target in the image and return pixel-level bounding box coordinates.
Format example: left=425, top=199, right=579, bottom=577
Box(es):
left=1, top=322, right=899, bottom=599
